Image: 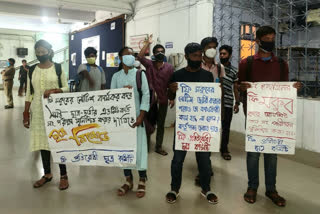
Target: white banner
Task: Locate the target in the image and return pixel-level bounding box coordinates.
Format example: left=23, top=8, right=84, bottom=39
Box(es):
left=245, top=82, right=297, bottom=154
left=175, top=82, right=222, bottom=152
left=42, top=89, right=137, bottom=166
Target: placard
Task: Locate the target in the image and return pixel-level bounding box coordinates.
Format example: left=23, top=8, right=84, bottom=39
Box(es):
left=175, top=82, right=222, bottom=152
left=246, top=82, right=297, bottom=154
left=43, top=89, right=137, bottom=166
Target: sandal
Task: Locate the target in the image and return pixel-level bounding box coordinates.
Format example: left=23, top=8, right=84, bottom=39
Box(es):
left=118, top=181, right=133, bottom=196
left=265, top=191, right=286, bottom=207
left=33, top=175, right=53, bottom=188
left=136, top=180, right=146, bottom=198
left=201, top=191, right=218, bottom=204
left=59, top=175, right=69, bottom=191
left=166, top=191, right=179, bottom=204
left=221, top=152, right=232, bottom=160
left=244, top=188, right=257, bottom=204
left=155, top=149, right=168, bottom=156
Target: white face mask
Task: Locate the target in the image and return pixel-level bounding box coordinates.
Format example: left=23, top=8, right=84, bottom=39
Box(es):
left=205, top=48, right=217, bottom=59
left=134, top=60, right=141, bottom=68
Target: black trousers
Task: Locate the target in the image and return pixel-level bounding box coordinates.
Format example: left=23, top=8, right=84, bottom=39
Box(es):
left=221, top=107, right=233, bottom=153
left=19, top=78, right=27, bottom=93
left=40, top=150, right=67, bottom=176
left=171, top=137, right=211, bottom=192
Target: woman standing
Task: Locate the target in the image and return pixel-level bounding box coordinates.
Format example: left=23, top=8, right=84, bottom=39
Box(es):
left=111, top=47, right=150, bottom=198
left=23, top=40, right=69, bottom=190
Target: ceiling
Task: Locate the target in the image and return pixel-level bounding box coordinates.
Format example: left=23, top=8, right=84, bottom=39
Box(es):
left=0, top=0, right=139, bottom=33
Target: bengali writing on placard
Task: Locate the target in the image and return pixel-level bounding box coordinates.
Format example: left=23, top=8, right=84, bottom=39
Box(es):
left=43, top=88, right=137, bottom=166
left=175, top=82, right=222, bottom=152
left=245, top=82, right=297, bottom=155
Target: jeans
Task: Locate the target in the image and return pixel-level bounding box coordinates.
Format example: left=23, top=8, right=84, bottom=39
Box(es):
left=124, top=169, right=147, bottom=179
left=41, top=150, right=67, bottom=176
left=19, top=78, right=27, bottom=94
left=171, top=138, right=211, bottom=192
left=247, top=152, right=277, bottom=192
left=221, top=107, right=233, bottom=153
left=155, top=104, right=168, bottom=150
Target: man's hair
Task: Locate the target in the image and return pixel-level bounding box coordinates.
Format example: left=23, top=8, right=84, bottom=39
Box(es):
left=22, top=59, right=27, bottom=63
left=256, top=26, right=276, bottom=40
left=201, top=37, right=219, bottom=49
left=153, top=44, right=165, bottom=54
left=8, top=58, right=15, bottom=65
left=219, top=45, right=233, bottom=55
left=84, top=47, right=97, bottom=57
left=35, top=39, right=52, bottom=51
left=184, top=43, right=202, bottom=57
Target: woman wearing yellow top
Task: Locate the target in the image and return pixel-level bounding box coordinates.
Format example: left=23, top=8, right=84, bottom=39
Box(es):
left=23, top=40, right=69, bottom=190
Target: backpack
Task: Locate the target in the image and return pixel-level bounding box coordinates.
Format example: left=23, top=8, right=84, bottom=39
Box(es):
left=136, top=69, right=157, bottom=135
left=75, top=64, right=103, bottom=92
left=216, top=63, right=222, bottom=83
left=241, top=55, right=286, bottom=114
left=29, top=63, right=62, bottom=95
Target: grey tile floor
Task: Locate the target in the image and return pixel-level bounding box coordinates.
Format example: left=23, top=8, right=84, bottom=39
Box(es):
left=0, top=90, right=319, bottom=214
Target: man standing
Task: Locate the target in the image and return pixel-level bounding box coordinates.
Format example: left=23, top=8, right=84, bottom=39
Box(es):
left=138, top=35, right=174, bottom=156
left=1, top=58, right=16, bottom=109
left=239, top=26, right=302, bottom=207
left=18, top=59, right=29, bottom=96
left=77, top=47, right=106, bottom=92
left=219, top=45, right=240, bottom=160
left=165, top=43, right=218, bottom=204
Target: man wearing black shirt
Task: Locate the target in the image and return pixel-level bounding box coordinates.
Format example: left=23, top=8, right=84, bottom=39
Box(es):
left=18, top=59, right=29, bottom=96
left=165, top=43, right=218, bottom=204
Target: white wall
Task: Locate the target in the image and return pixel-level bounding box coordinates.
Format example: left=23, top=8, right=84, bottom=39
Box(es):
left=126, top=0, right=214, bottom=127
left=126, top=0, right=214, bottom=59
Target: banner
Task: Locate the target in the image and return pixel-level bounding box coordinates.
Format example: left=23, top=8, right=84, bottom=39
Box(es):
left=245, top=82, right=297, bottom=154
left=42, top=89, right=137, bottom=166
left=175, top=82, right=222, bottom=152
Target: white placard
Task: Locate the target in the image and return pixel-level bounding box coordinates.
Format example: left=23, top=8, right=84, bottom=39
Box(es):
left=102, top=51, right=106, bottom=60
left=175, top=82, right=222, bottom=152
left=43, top=89, right=137, bottom=166
left=111, top=22, right=116, bottom=30
left=81, top=35, right=100, bottom=66
left=245, top=82, right=297, bottom=154
left=71, top=53, right=76, bottom=66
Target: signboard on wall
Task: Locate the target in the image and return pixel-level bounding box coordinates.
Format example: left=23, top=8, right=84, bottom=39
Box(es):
left=129, top=34, right=149, bottom=55
left=81, top=35, right=100, bottom=66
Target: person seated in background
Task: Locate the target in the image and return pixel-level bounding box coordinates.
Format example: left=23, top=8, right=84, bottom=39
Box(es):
left=138, top=35, right=174, bottom=156
left=165, top=43, right=218, bottom=205
left=219, top=45, right=240, bottom=160
left=111, top=46, right=150, bottom=199
left=77, top=47, right=106, bottom=92
left=1, top=58, right=16, bottom=109
left=18, top=59, right=29, bottom=96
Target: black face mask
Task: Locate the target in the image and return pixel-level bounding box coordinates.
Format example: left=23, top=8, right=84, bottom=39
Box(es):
left=154, top=52, right=165, bottom=62
left=259, top=40, right=275, bottom=52
left=37, top=54, right=50, bottom=63
left=187, top=59, right=202, bottom=69
left=220, top=57, right=229, bottom=64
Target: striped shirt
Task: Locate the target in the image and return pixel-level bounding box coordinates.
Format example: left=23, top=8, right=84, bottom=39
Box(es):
left=223, top=64, right=238, bottom=108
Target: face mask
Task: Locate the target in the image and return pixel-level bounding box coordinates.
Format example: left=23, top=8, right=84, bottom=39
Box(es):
left=134, top=60, right=141, bottom=68
left=122, top=55, right=135, bottom=67
left=205, top=48, right=217, bottom=58
left=261, top=56, right=272, bottom=61
left=187, top=58, right=202, bottom=69
left=36, top=54, right=50, bottom=63
left=86, top=57, right=96, bottom=65
left=154, top=52, right=165, bottom=62
left=7, top=62, right=10, bottom=66
left=259, top=40, right=275, bottom=53
left=220, top=57, right=229, bottom=64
